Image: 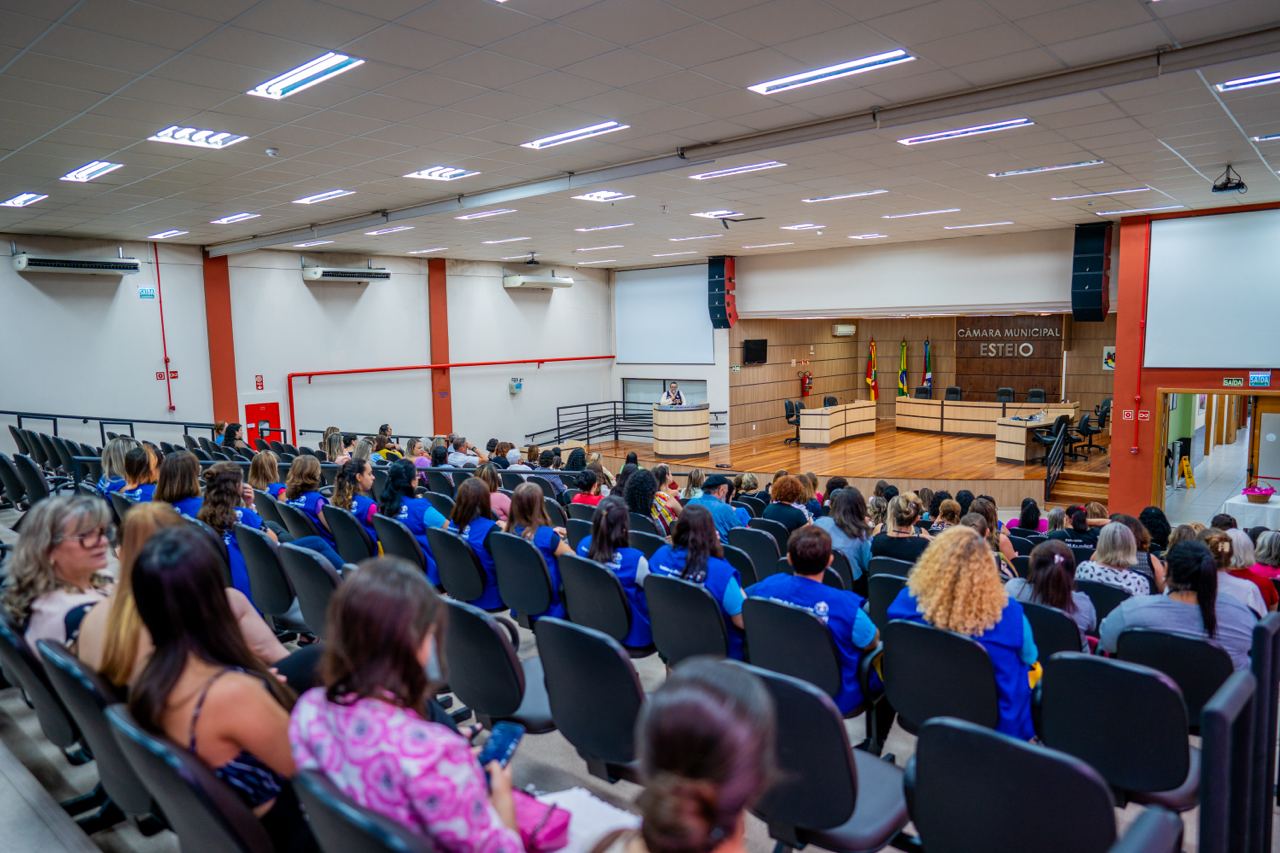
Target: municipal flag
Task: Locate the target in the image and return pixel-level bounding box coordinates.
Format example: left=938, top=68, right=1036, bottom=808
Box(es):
left=923, top=338, right=933, bottom=391
left=866, top=339, right=879, bottom=402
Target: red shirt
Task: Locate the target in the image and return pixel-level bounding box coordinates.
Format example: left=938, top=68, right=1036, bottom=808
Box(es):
left=572, top=493, right=603, bottom=506
left=1230, top=567, right=1279, bottom=610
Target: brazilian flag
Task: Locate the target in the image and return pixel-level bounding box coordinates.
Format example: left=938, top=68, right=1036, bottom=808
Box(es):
left=898, top=340, right=908, bottom=397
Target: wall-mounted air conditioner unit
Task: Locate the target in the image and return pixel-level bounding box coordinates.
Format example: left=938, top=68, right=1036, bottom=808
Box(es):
left=503, top=273, right=574, bottom=290
left=832, top=323, right=856, bottom=337
left=12, top=254, right=142, bottom=276
left=301, top=266, right=391, bottom=282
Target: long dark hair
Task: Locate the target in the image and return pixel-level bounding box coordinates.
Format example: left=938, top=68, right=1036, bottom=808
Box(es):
left=155, top=450, right=200, bottom=504
left=129, top=527, right=292, bottom=732
left=1139, top=506, right=1171, bottom=551
left=670, top=504, right=722, bottom=583
left=565, top=448, right=587, bottom=471
left=377, top=459, right=418, bottom=518
left=332, top=458, right=369, bottom=511
left=1027, top=540, right=1077, bottom=612
left=450, top=478, right=493, bottom=530
left=625, top=451, right=639, bottom=466
left=1166, top=541, right=1219, bottom=636
left=1018, top=498, right=1040, bottom=532
left=430, top=444, right=449, bottom=467
left=827, top=487, right=871, bottom=540
left=625, top=468, right=659, bottom=516
left=615, top=463, right=638, bottom=495
left=509, top=483, right=550, bottom=540
left=588, top=498, right=630, bottom=565
left=322, top=557, right=445, bottom=711
left=197, top=462, right=243, bottom=534
left=1069, top=509, right=1090, bottom=535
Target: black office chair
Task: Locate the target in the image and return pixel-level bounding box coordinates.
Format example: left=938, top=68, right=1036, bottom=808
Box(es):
left=784, top=399, right=802, bottom=445
left=1096, top=397, right=1113, bottom=430
left=996, top=387, right=1015, bottom=403
left=1199, top=671, right=1257, bottom=853
left=881, top=620, right=1000, bottom=734
left=867, top=574, right=906, bottom=630
left=728, top=527, right=779, bottom=583
left=914, top=385, right=932, bottom=399
left=321, top=505, right=377, bottom=564
left=1115, top=629, right=1234, bottom=728
left=424, top=527, right=489, bottom=604
left=559, top=553, right=650, bottom=654
left=374, top=515, right=430, bottom=575
left=645, top=575, right=729, bottom=664
left=278, top=543, right=344, bottom=639
left=748, top=516, right=791, bottom=556
left=1027, top=388, right=1047, bottom=404
left=0, top=452, right=28, bottom=511
left=1075, top=580, right=1132, bottom=623
left=944, top=386, right=963, bottom=401
left=628, top=529, right=666, bottom=559
left=295, top=770, right=430, bottom=853
left=442, top=600, right=553, bottom=732
left=1032, top=414, right=1077, bottom=463
left=867, top=555, right=913, bottom=577
left=566, top=517, right=592, bottom=550
left=489, top=531, right=557, bottom=627
left=1076, top=413, right=1105, bottom=453
left=822, top=395, right=837, bottom=407
left=1022, top=601, right=1084, bottom=658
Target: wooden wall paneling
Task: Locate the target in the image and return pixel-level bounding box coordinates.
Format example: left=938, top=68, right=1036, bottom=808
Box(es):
left=1062, top=313, right=1117, bottom=417
left=856, top=317, right=957, bottom=421
left=954, top=315, right=1066, bottom=403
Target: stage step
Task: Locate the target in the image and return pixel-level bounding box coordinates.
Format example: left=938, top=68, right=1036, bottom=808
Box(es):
left=1050, top=469, right=1110, bottom=505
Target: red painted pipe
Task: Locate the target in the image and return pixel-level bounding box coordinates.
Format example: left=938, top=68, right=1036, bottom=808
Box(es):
left=152, top=242, right=176, bottom=412
left=1129, top=219, right=1152, bottom=455
left=286, top=354, right=615, bottom=444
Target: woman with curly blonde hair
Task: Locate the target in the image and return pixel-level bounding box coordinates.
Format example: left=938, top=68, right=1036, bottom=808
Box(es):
left=886, top=526, right=1037, bottom=740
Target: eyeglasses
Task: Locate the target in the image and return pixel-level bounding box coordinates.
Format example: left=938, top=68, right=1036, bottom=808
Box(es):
left=55, top=527, right=115, bottom=548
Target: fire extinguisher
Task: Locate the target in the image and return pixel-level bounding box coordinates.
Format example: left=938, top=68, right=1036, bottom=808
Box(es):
left=798, top=370, right=814, bottom=397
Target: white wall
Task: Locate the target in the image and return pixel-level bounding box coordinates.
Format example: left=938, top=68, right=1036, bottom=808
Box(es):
left=610, top=330, right=731, bottom=444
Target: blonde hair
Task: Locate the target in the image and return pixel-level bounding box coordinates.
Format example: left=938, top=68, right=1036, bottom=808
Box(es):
left=100, top=436, right=139, bottom=481
left=2, top=496, right=111, bottom=625
left=1085, top=501, right=1109, bottom=520
left=587, top=452, right=614, bottom=487
left=683, top=468, right=706, bottom=499
left=1093, top=522, right=1137, bottom=568
left=868, top=496, right=888, bottom=527
left=888, top=493, right=921, bottom=528
left=908, top=527, right=1009, bottom=636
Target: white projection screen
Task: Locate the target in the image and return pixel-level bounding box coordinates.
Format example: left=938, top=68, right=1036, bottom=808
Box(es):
left=614, top=264, right=714, bottom=364
left=1144, top=208, right=1280, bottom=368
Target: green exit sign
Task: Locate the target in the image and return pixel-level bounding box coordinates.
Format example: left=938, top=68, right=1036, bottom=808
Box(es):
left=1223, top=377, right=1244, bottom=387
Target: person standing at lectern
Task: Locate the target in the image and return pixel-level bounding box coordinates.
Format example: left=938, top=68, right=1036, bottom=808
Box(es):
left=660, top=382, right=685, bottom=406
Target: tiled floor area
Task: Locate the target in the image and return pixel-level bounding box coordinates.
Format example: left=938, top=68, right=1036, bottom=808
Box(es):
left=1164, top=427, right=1249, bottom=526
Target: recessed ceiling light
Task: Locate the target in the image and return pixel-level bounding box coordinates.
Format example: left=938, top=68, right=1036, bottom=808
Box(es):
left=802, top=189, right=887, bottom=203
left=669, top=234, right=722, bottom=242
left=897, top=118, right=1033, bottom=146
left=748, top=49, right=915, bottom=95
left=293, top=189, right=355, bottom=204
left=944, top=221, right=1014, bottom=229
left=404, top=166, right=481, bottom=181
left=849, top=233, right=887, bottom=239
left=575, top=222, right=633, bottom=232
left=482, top=237, right=529, bottom=244
left=689, top=161, right=786, bottom=180
left=691, top=209, right=743, bottom=218
left=294, top=240, right=333, bottom=248
left=456, top=208, right=516, bottom=220
left=780, top=223, right=824, bottom=231
left=653, top=251, right=698, bottom=257
left=60, top=161, right=123, bottom=183
left=365, top=225, right=415, bottom=236
left=1, top=192, right=48, bottom=208
left=407, top=247, right=448, bottom=254
left=1050, top=187, right=1150, bottom=201
left=521, top=120, right=629, bottom=149
left=247, top=52, right=365, bottom=100
left=148, top=125, right=248, bottom=150
left=576, top=244, right=623, bottom=252
left=882, top=208, right=960, bottom=219
left=1251, top=132, right=1280, bottom=143
left=988, top=159, right=1103, bottom=178
left=1214, top=71, right=1280, bottom=92
left=742, top=242, right=794, bottom=249
left=147, top=229, right=187, bottom=239
left=572, top=190, right=634, bottom=202
left=1093, top=205, right=1186, bottom=216
left=211, top=212, right=259, bottom=224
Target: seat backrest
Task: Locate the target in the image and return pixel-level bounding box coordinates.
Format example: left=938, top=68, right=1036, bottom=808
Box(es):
left=373, top=515, right=427, bottom=573
left=742, top=598, right=843, bottom=699
left=823, top=395, right=837, bottom=407
left=276, top=499, right=324, bottom=540
left=1069, top=545, right=1096, bottom=567
left=528, top=475, right=557, bottom=498
left=1011, top=555, right=1031, bottom=578
left=8, top=424, right=30, bottom=455
left=13, top=453, right=51, bottom=503
left=295, top=770, right=430, bottom=853
left=500, top=471, right=525, bottom=491
left=451, top=469, right=472, bottom=487
left=722, top=543, right=759, bottom=587
left=914, top=385, right=932, bottom=399
left=105, top=705, right=273, bottom=853
left=566, top=517, right=592, bottom=550
left=629, top=512, right=660, bottom=536
left=278, top=544, right=343, bottom=639
left=945, top=386, right=962, bottom=401
left=882, top=620, right=1000, bottom=733
left=1074, top=580, right=1131, bottom=622
left=21, top=430, right=47, bottom=465
left=424, top=491, right=455, bottom=518
left=322, top=505, right=377, bottom=564
left=109, top=491, right=136, bottom=525
left=628, top=530, right=666, bottom=559
left=748, top=516, right=790, bottom=555
left=544, top=498, right=568, bottom=528
left=566, top=503, right=595, bottom=522
left=425, top=470, right=454, bottom=497
left=252, top=490, right=284, bottom=527
left=535, top=618, right=644, bottom=766
left=1248, top=613, right=1280, bottom=853
left=559, top=554, right=632, bottom=644
left=370, top=467, right=387, bottom=500
left=729, top=527, right=780, bottom=583
left=1039, top=653, right=1190, bottom=794
left=645, top=575, right=728, bottom=664
left=489, top=531, right=554, bottom=617
left=233, top=525, right=294, bottom=617
left=442, top=599, right=526, bottom=719
left=1021, top=601, right=1082, bottom=660
left=0, top=612, right=80, bottom=749
left=867, top=574, right=906, bottom=630
left=424, top=527, right=485, bottom=601
left=828, top=551, right=855, bottom=589
left=1116, top=628, right=1234, bottom=723
left=1199, top=671, right=1256, bottom=853
left=908, top=718, right=1117, bottom=853
left=784, top=399, right=796, bottom=418
left=0, top=453, right=27, bottom=505
left=996, top=387, right=1014, bottom=403
left=867, top=556, right=913, bottom=577
left=1027, top=388, right=1046, bottom=403
left=1008, top=535, right=1035, bottom=556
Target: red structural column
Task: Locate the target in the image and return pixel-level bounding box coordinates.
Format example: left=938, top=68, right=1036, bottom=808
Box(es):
left=427, top=257, right=452, bottom=434
left=1107, top=217, right=1152, bottom=514
left=202, top=252, right=240, bottom=423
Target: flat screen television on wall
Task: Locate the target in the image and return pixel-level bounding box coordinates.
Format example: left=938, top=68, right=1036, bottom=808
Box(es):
left=743, top=339, right=768, bottom=365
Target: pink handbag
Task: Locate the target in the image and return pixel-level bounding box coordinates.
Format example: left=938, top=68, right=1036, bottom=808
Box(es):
left=514, top=789, right=571, bottom=853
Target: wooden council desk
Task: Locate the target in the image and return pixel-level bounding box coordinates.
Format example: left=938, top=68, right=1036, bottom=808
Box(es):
left=653, top=403, right=710, bottom=457
left=995, top=416, right=1058, bottom=463
left=799, top=400, right=877, bottom=447
left=895, top=398, right=1079, bottom=437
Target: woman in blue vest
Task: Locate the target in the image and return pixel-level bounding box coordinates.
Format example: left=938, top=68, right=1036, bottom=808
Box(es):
left=120, top=444, right=159, bottom=503
left=96, top=436, right=137, bottom=497
left=283, top=455, right=334, bottom=545
left=331, top=458, right=379, bottom=545
left=448, top=477, right=503, bottom=610
left=886, top=526, right=1038, bottom=740
left=506, top=482, right=570, bottom=619
left=155, top=450, right=203, bottom=519
left=248, top=450, right=287, bottom=501
left=377, top=459, right=447, bottom=583
left=576, top=497, right=652, bottom=648
left=196, top=462, right=264, bottom=601
left=648, top=504, right=746, bottom=659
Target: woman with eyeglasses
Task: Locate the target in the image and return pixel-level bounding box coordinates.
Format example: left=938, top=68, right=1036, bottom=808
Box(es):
left=2, top=495, right=114, bottom=650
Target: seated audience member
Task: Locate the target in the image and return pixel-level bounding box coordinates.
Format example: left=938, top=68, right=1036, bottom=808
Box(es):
left=971, top=497, right=1016, bottom=567
left=1199, top=529, right=1267, bottom=617
left=1044, top=507, right=1067, bottom=537
left=1110, top=513, right=1166, bottom=591
left=198, top=462, right=269, bottom=600
left=377, top=424, right=403, bottom=457
left=1100, top=541, right=1258, bottom=671
left=1225, top=527, right=1278, bottom=611
left=332, top=434, right=357, bottom=466
left=564, top=447, right=587, bottom=472
left=155, top=450, right=203, bottom=519
left=290, top=558, right=522, bottom=851
left=577, top=498, right=651, bottom=648
left=870, top=495, right=932, bottom=563
left=1005, top=540, right=1096, bottom=647
left=823, top=477, right=849, bottom=509
left=370, top=434, right=395, bottom=462
left=1139, top=506, right=1172, bottom=554
left=955, top=489, right=975, bottom=517
left=128, top=527, right=316, bottom=851
left=814, top=487, right=872, bottom=581
left=213, top=421, right=228, bottom=445
left=624, top=451, right=639, bottom=467
left=1047, top=508, right=1098, bottom=548
left=685, top=474, right=745, bottom=540
left=614, top=463, right=638, bottom=497
left=747, top=527, right=881, bottom=717
left=739, top=472, right=767, bottom=503
left=650, top=464, right=684, bottom=515
left=447, top=436, right=485, bottom=468
left=222, top=422, right=248, bottom=451
left=284, top=455, right=334, bottom=544
left=378, top=459, right=448, bottom=583
left=927, top=490, right=952, bottom=526
left=1084, top=501, right=1110, bottom=528
left=887, top=527, right=1037, bottom=739
left=474, top=463, right=510, bottom=522
left=882, top=485, right=900, bottom=503
left=405, top=438, right=431, bottom=474
left=120, top=444, right=159, bottom=502
left=648, top=505, right=745, bottom=658
left=799, top=472, right=823, bottom=518
left=867, top=496, right=888, bottom=535
left=248, top=450, right=287, bottom=500
left=1210, top=513, right=1238, bottom=531
left=684, top=468, right=707, bottom=500
left=873, top=479, right=889, bottom=499
left=332, top=458, right=378, bottom=543
left=928, top=499, right=961, bottom=534
left=490, top=442, right=512, bottom=470
left=97, top=436, right=138, bottom=497
left=1075, top=522, right=1152, bottom=597
left=79, top=502, right=286, bottom=688
left=505, top=446, right=531, bottom=472
left=1168, top=522, right=1206, bottom=550
left=426, top=443, right=448, bottom=468
left=1251, top=531, right=1280, bottom=580
left=625, top=468, right=674, bottom=535
left=448, top=479, right=504, bottom=610
left=763, top=475, right=812, bottom=536
left=593, top=658, right=774, bottom=853
left=588, top=452, right=615, bottom=491
left=322, top=432, right=344, bottom=464
left=571, top=469, right=604, bottom=507
left=3, top=496, right=112, bottom=650
left=1014, top=498, right=1045, bottom=535
left=916, top=486, right=934, bottom=522
left=533, top=450, right=567, bottom=494
left=721, top=479, right=752, bottom=527
left=507, top=483, right=571, bottom=619
left=352, top=438, right=375, bottom=462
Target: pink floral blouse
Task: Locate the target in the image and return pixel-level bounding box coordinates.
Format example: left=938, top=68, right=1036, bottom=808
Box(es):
left=290, top=688, right=522, bottom=853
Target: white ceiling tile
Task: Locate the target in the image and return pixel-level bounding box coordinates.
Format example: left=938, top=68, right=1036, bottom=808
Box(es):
left=64, top=0, right=222, bottom=49
left=343, top=25, right=473, bottom=72
left=432, top=50, right=552, bottom=90
left=866, top=0, right=1005, bottom=44
left=35, top=25, right=176, bottom=73
left=715, top=0, right=855, bottom=44
left=561, top=49, right=681, bottom=88
left=234, top=0, right=384, bottom=47
left=490, top=22, right=618, bottom=69
left=692, top=47, right=800, bottom=88
left=322, top=0, right=432, bottom=20
left=1046, top=22, right=1170, bottom=68
left=507, top=70, right=613, bottom=104
left=401, top=0, right=542, bottom=47
left=557, top=0, right=701, bottom=46
left=376, top=73, right=492, bottom=107
left=632, top=22, right=760, bottom=66
left=623, top=71, right=735, bottom=105
left=0, top=11, right=51, bottom=48
left=1016, top=0, right=1154, bottom=44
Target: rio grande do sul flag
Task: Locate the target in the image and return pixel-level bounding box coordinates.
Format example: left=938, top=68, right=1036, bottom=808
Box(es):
left=866, top=339, right=879, bottom=402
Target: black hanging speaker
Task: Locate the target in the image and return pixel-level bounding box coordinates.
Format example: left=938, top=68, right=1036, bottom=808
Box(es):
left=1071, top=222, right=1111, bottom=321
left=708, top=255, right=737, bottom=329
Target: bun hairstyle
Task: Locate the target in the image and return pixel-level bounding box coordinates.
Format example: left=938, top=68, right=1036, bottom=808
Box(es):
left=637, top=659, right=775, bottom=853
left=1198, top=528, right=1233, bottom=570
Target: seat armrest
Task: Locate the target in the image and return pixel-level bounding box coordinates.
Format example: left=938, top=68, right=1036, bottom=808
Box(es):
left=1106, top=807, right=1182, bottom=853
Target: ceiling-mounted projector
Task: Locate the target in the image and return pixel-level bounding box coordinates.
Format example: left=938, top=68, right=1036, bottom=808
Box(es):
left=1211, top=164, right=1246, bottom=194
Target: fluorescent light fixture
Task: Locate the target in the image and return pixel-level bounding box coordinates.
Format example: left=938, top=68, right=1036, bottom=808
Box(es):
left=60, top=161, right=123, bottom=182
left=897, top=118, right=1033, bottom=146
left=576, top=245, right=623, bottom=253
left=365, top=225, right=415, bottom=236
left=455, top=208, right=516, bottom=220
left=1214, top=71, right=1280, bottom=92
left=521, top=120, right=629, bottom=149
left=944, top=221, right=1013, bottom=230
left=748, top=49, right=915, bottom=95
left=148, top=125, right=247, bottom=150
left=1093, top=205, right=1186, bottom=216
left=211, top=212, right=259, bottom=224
left=403, top=165, right=480, bottom=181
left=1, top=192, right=47, bottom=208
left=669, top=235, right=722, bottom=242
left=575, top=222, right=633, bottom=232
left=294, top=240, right=333, bottom=248
left=501, top=254, right=531, bottom=260
left=802, top=189, right=887, bottom=203
left=742, top=242, right=794, bottom=249
left=481, top=237, right=529, bottom=244
left=988, top=159, right=1102, bottom=178
left=578, top=258, right=616, bottom=265
left=1251, top=132, right=1280, bottom=143
left=780, top=223, right=824, bottom=231
left=882, top=208, right=960, bottom=219
left=1050, top=187, right=1150, bottom=201
left=849, top=233, right=887, bottom=239
left=247, top=52, right=365, bottom=100
left=407, top=247, right=447, bottom=254
left=147, top=229, right=187, bottom=239
left=689, top=161, right=786, bottom=180
left=691, top=209, right=743, bottom=218
left=293, top=189, right=354, bottom=204
left=653, top=251, right=697, bottom=257
left=572, top=190, right=634, bottom=202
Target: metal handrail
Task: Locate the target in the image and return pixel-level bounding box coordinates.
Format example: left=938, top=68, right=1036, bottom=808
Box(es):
left=526, top=400, right=728, bottom=445
left=0, top=409, right=221, bottom=446
left=1045, top=426, right=1067, bottom=496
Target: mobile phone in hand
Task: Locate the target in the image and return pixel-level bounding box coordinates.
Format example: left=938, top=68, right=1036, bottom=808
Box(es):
left=478, top=721, right=524, bottom=769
